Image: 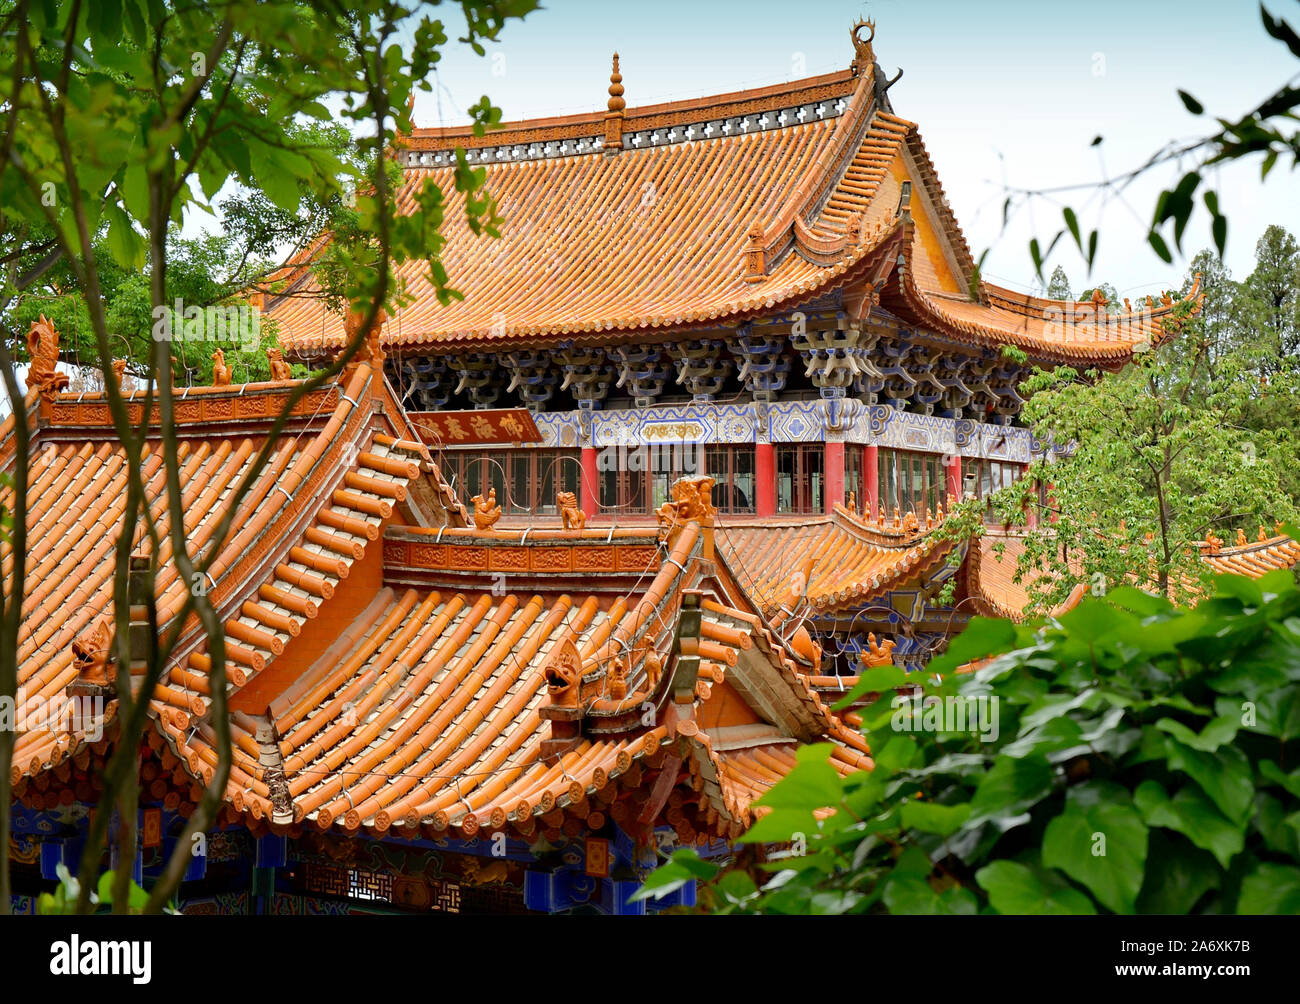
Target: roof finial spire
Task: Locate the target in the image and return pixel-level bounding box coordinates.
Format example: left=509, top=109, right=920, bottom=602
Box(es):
left=850, top=17, right=875, bottom=76
left=604, top=52, right=625, bottom=154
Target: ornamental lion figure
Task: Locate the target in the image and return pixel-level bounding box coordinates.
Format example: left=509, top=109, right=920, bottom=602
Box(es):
left=557, top=491, right=586, bottom=531
left=266, top=347, right=292, bottom=381
left=212, top=348, right=231, bottom=386
left=655, top=475, right=716, bottom=534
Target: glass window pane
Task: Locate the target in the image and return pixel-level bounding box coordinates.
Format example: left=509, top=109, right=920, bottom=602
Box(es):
left=777, top=446, right=795, bottom=513
left=806, top=446, right=824, bottom=515
left=732, top=446, right=754, bottom=513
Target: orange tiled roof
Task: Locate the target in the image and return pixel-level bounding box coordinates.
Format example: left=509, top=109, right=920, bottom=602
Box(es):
left=4, top=362, right=466, bottom=797
left=8, top=378, right=870, bottom=839
left=263, top=44, right=1200, bottom=365
left=967, top=529, right=1300, bottom=622
left=715, top=505, right=957, bottom=619
left=122, top=516, right=869, bottom=840
left=964, top=533, right=1086, bottom=622
left=898, top=274, right=1202, bottom=364
left=1202, top=533, right=1300, bottom=578
left=268, top=102, right=905, bottom=350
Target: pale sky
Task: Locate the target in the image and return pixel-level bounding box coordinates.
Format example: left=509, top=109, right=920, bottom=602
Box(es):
left=412, top=0, right=1299, bottom=298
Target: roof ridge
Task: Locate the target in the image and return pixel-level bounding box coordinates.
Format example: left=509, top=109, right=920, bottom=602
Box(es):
left=402, top=68, right=857, bottom=153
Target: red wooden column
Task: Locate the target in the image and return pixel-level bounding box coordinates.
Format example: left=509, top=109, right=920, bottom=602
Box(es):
left=864, top=445, right=879, bottom=521
left=946, top=454, right=962, bottom=503
left=755, top=442, right=776, bottom=517
left=824, top=440, right=845, bottom=515
left=580, top=446, right=599, bottom=518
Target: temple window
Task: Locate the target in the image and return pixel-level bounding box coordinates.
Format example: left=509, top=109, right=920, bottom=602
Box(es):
left=966, top=458, right=1024, bottom=500
left=776, top=444, right=823, bottom=515
left=599, top=442, right=701, bottom=515
left=442, top=448, right=580, bottom=515
left=845, top=444, right=869, bottom=512
left=706, top=444, right=756, bottom=515
left=878, top=449, right=946, bottom=516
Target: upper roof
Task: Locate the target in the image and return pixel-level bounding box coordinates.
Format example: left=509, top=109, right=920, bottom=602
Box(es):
left=264, top=29, right=1200, bottom=366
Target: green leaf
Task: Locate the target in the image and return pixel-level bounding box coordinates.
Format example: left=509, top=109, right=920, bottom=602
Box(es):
left=1134, top=780, right=1244, bottom=869
left=900, top=800, right=972, bottom=837
left=1164, top=740, right=1254, bottom=825
left=1259, top=760, right=1300, bottom=800
left=105, top=203, right=145, bottom=269
left=1238, top=863, right=1300, bottom=914
left=833, top=663, right=910, bottom=708
left=1137, top=831, right=1221, bottom=914
left=629, top=849, right=718, bottom=903
left=1153, top=715, right=1239, bottom=751
left=1255, top=793, right=1300, bottom=859
left=715, top=870, right=758, bottom=904
left=882, top=875, right=978, bottom=915
left=753, top=743, right=843, bottom=812
left=1057, top=596, right=1139, bottom=640
left=1063, top=207, right=1082, bottom=251
left=1148, top=229, right=1173, bottom=263
left=1041, top=782, right=1148, bottom=914
left=976, top=860, right=1097, bottom=915
left=927, top=616, right=1018, bottom=676
left=1246, top=686, right=1300, bottom=741
left=969, top=755, right=1054, bottom=825
left=1262, top=149, right=1279, bottom=180
left=1177, top=89, right=1204, bottom=115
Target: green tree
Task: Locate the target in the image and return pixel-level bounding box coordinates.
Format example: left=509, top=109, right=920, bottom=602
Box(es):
left=1239, top=224, right=1300, bottom=370
left=640, top=570, right=1300, bottom=915
left=991, top=315, right=1296, bottom=610
left=0, top=0, right=537, bottom=915
left=1046, top=265, right=1072, bottom=301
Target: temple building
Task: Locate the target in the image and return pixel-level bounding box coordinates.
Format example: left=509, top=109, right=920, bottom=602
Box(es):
left=6, top=26, right=1294, bottom=916
left=5, top=324, right=872, bottom=915
left=264, top=23, right=1213, bottom=666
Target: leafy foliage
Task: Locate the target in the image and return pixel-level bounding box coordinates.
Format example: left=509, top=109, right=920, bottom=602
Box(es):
left=0, top=0, right=538, bottom=916
left=37, top=864, right=174, bottom=915
left=641, top=569, right=1300, bottom=914
left=987, top=237, right=1300, bottom=613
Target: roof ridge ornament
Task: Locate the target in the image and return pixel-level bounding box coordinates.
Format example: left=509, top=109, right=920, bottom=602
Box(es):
left=850, top=18, right=875, bottom=76
left=604, top=52, right=625, bottom=154
left=26, top=315, right=70, bottom=404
